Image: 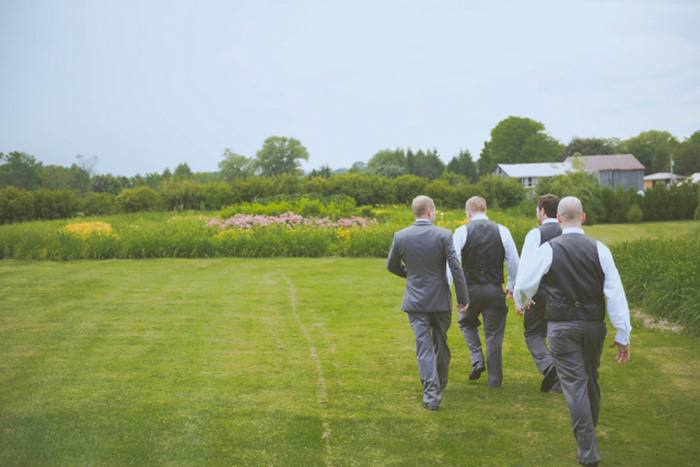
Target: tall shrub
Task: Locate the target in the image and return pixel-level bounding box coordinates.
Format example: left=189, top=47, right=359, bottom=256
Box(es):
left=116, top=186, right=163, bottom=212
left=33, top=189, right=81, bottom=220
left=0, top=186, right=35, bottom=224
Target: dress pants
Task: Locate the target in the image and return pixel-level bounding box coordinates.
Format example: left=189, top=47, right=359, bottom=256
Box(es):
left=548, top=320, right=607, bottom=465
left=524, top=290, right=555, bottom=374
left=458, top=283, right=508, bottom=388
left=407, top=311, right=452, bottom=407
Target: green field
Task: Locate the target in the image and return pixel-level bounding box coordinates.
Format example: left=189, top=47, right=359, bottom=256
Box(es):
left=1, top=258, right=699, bottom=466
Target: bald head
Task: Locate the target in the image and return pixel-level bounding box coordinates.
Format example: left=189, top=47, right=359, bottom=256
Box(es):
left=412, top=195, right=435, bottom=220
left=557, top=196, right=585, bottom=227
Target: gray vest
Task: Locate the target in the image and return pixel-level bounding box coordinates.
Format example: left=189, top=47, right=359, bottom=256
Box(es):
left=538, top=222, right=561, bottom=245
left=533, top=222, right=562, bottom=300
left=543, top=234, right=605, bottom=321
left=461, top=220, right=505, bottom=285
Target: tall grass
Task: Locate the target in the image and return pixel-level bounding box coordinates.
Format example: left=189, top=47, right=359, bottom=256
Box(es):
left=612, top=237, right=700, bottom=335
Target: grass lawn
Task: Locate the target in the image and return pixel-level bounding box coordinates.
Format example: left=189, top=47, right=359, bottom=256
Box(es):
left=585, top=220, right=699, bottom=245
left=1, top=258, right=699, bottom=466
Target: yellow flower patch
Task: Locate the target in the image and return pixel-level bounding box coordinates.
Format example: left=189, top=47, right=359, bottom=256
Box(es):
left=61, top=222, right=114, bottom=237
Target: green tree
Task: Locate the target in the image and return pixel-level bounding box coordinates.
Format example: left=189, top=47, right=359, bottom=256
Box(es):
left=478, top=116, right=563, bottom=174
left=308, top=164, right=332, bottom=179
left=367, top=148, right=407, bottom=178
left=562, top=137, right=620, bottom=160
left=252, top=136, right=309, bottom=176
left=475, top=175, right=526, bottom=209
left=348, top=161, right=366, bottom=173
left=68, top=163, right=92, bottom=195
left=219, top=149, right=252, bottom=181
left=673, top=130, right=700, bottom=175
left=92, top=174, right=128, bottom=195
left=618, top=130, right=678, bottom=174
left=173, top=162, right=194, bottom=181
left=0, top=151, right=43, bottom=190
left=536, top=171, right=604, bottom=224
left=446, top=149, right=478, bottom=183
left=411, top=149, right=445, bottom=180
left=39, top=165, right=72, bottom=190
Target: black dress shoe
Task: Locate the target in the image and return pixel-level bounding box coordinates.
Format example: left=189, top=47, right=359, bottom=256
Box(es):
left=578, top=460, right=598, bottom=466
left=422, top=403, right=439, bottom=411
left=541, top=365, right=558, bottom=393
left=469, top=361, right=485, bottom=381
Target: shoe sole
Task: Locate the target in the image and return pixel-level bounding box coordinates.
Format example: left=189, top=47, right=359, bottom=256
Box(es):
left=540, top=367, right=558, bottom=392
left=469, top=365, right=485, bottom=381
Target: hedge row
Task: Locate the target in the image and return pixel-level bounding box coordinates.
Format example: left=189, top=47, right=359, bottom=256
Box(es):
left=612, top=237, right=700, bottom=336
left=0, top=174, right=526, bottom=224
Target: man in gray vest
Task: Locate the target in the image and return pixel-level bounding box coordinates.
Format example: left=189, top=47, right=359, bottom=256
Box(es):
left=514, top=196, right=631, bottom=467
left=387, top=195, right=470, bottom=410
left=515, top=194, right=562, bottom=392
left=451, top=196, right=519, bottom=388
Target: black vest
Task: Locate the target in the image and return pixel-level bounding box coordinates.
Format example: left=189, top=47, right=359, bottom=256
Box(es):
left=532, top=221, right=562, bottom=300
left=462, top=220, right=505, bottom=285
left=538, top=221, right=562, bottom=245
left=543, top=234, right=605, bottom=321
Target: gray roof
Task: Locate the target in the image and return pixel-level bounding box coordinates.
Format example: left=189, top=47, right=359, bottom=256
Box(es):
left=495, top=162, right=572, bottom=178
left=565, top=154, right=645, bottom=171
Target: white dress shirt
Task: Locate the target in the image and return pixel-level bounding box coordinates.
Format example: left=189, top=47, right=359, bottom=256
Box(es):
left=519, top=218, right=560, bottom=267
left=513, top=228, right=632, bottom=345
left=447, top=214, right=520, bottom=292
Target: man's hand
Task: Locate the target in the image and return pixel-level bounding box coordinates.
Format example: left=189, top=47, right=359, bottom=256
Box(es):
left=458, top=303, right=469, bottom=313
left=506, top=290, right=514, bottom=299
left=515, top=299, right=535, bottom=316
left=609, top=341, right=630, bottom=363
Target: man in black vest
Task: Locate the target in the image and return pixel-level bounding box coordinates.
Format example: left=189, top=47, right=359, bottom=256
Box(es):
left=451, top=196, right=519, bottom=388
left=514, top=196, right=631, bottom=467
left=515, top=194, right=562, bottom=392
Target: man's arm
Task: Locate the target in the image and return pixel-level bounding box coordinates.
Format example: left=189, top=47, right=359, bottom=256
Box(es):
left=597, top=241, right=632, bottom=361
left=446, top=225, right=467, bottom=286
left=499, top=225, right=520, bottom=293
left=386, top=235, right=407, bottom=278
left=514, top=243, right=552, bottom=310
left=519, top=228, right=541, bottom=268
left=444, top=232, right=469, bottom=309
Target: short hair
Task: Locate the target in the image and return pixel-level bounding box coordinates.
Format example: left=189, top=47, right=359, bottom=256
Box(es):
left=557, top=196, right=583, bottom=221
left=466, top=196, right=487, bottom=214
left=537, top=194, right=560, bottom=218
left=412, top=195, right=435, bottom=218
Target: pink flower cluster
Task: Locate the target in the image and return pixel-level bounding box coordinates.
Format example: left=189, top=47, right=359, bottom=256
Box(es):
left=207, top=211, right=378, bottom=230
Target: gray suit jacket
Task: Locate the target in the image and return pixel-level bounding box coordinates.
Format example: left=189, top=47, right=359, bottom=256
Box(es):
left=387, top=219, right=469, bottom=312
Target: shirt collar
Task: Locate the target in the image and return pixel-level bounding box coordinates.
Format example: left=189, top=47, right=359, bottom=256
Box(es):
left=562, top=227, right=585, bottom=235
left=414, top=219, right=433, bottom=225
left=542, top=218, right=559, bottom=225
left=470, top=213, right=489, bottom=222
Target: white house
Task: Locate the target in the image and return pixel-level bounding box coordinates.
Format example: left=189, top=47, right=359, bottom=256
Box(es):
left=493, top=162, right=572, bottom=190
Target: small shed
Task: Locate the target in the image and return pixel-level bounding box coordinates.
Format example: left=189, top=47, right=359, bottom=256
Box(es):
left=643, top=172, right=687, bottom=189
left=564, top=154, right=645, bottom=191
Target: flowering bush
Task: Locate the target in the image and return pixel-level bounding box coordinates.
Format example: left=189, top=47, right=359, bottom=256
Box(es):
left=207, top=212, right=378, bottom=230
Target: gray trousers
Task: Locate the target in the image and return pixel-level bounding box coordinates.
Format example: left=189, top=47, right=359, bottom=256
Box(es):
left=407, top=311, right=452, bottom=406
left=548, top=320, right=607, bottom=465
left=524, top=291, right=555, bottom=374
left=458, top=283, right=508, bottom=388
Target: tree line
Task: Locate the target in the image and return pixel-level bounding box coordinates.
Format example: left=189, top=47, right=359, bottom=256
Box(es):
left=3, top=118, right=699, bottom=196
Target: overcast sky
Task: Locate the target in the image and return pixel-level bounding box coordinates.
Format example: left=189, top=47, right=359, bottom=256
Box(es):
left=1, top=0, right=699, bottom=177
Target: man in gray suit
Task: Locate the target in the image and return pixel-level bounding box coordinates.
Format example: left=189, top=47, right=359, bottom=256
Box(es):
left=514, top=196, right=631, bottom=466
left=387, top=196, right=470, bottom=410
